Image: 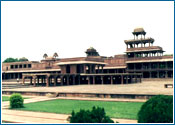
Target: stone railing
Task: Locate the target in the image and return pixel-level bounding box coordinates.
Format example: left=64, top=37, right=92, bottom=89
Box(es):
left=126, top=56, right=173, bottom=62
left=126, top=46, right=162, bottom=52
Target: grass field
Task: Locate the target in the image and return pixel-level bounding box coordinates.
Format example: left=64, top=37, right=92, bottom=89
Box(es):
left=2, top=96, right=28, bottom=101
left=2, top=96, right=10, bottom=101
left=16, top=99, right=143, bottom=119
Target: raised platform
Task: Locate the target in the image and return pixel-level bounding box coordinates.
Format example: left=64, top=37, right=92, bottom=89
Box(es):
left=2, top=79, right=173, bottom=99
left=2, top=91, right=156, bottom=99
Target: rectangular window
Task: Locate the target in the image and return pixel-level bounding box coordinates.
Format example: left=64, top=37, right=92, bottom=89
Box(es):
left=10, top=65, right=14, bottom=69
left=19, top=64, right=22, bottom=68
left=23, top=64, right=27, bottom=68
left=15, top=65, right=18, bottom=68
left=28, top=64, right=31, bottom=68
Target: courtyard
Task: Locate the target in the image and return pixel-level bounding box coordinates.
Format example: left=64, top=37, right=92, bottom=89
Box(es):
left=1, top=79, right=173, bottom=123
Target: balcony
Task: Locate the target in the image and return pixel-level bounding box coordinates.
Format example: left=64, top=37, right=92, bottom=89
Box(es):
left=127, top=67, right=173, bottom=72
left=126, top=46, right=163, bottom=52
left=124, top=37, right=154, bottom=44
left=126, top=56, right=173, bottom=63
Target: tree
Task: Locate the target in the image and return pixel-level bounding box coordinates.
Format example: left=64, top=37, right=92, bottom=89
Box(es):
left=53, top=52, right=58, bottom=58
left=68, top=106, right=114, bottom=123
left=3, top=57, right=19, bottom=63
left=19, top=57, right=28, bottom=62
left=43, top=53, right=48, bottom=59
left=138, top=95, right=173, bottom=123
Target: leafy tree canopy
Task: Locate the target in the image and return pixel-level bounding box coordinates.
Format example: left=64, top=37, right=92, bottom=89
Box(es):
left=138, top=95, right=173, bottom=123
left=164, top=54, right=173, bottom=56
left=68, top=106, right=114, bottom=123
left=19, top=57, right=28, bottom=62
left=3, top=57, right=29, bottom=63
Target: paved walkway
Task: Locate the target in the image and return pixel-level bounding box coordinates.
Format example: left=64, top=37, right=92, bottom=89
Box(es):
left=3, top=80, right=173, bottom=95
left=2, top=95, right=138, bottom=123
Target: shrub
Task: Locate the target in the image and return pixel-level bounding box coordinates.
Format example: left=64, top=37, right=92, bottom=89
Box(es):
left=10, top=93, right=24, bottom=108
left=138, top=95, right=173, bottom=123
left=69, top=106, right=114, bottom=123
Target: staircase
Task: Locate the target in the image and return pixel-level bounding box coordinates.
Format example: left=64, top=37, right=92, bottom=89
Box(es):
left=2, top=83, right=32, bottom=90
left=2, top=79, right=32, bottom=90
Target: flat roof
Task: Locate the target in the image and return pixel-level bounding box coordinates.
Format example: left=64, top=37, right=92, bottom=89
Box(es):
left=124, top=37, right=154, bottom=43
left=104, top=66, right=126, bottom=69
left=126, top=58, right=173, bottom=63
left=2, top=69, right=61, bottom=73
left=126, top=49, right=164, bottom=53
left=80, top=73, right=142, bottom=76
left=56, top=61, right=106, bottom=65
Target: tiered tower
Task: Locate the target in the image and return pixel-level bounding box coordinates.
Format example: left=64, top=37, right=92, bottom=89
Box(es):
left=124, top=28, right=173, bottom=78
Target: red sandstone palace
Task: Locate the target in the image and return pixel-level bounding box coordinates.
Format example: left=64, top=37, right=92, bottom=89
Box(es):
left=2, top=28, right=173, bottom=86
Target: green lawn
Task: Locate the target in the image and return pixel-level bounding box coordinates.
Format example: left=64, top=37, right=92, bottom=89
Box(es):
left=2, top=96, right=29, bottom=101
left=2, top=96, right=10, bottom=101
left=16, top=99, right=143, bottom=119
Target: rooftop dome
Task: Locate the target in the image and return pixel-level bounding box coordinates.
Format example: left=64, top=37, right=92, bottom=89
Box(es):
left=132, top=27, right=146, bottom=36
left=86, top=47, right=96, bottom=52
left=85, top=47, right=99, bottom=56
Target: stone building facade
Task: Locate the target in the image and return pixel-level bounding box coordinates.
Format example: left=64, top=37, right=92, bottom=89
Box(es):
left=2, top=28, right=173, bottom=86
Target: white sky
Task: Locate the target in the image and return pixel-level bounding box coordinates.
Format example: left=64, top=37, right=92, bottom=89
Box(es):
left=1, top=1, right=174, bottom=62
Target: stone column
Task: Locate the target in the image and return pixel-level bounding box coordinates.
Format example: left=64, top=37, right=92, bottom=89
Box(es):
left=157, top=62, right=159, bottom=69
left=93, top=76, right=95, bottom=84
left=30, top=77, right=32, bottom=85
left=33, top=76, right=36, bottom=87
left=102, top=66, right=104, bottom=73
left=54, top=76, right=57, bottom=86
left=166, top=62, right=168, bottom=69
left=72, top=76, right=75, bottom=85
left=13, top=73, right=16, bottom=79
left=98, top=66, right=100, bottom=73
left=135, top=75, right=137, bottom=83
left=22, top=76, right=25, bottom=85
left=61, top=76, right=64, bottom=86
left=88, top=76, right=90, bottom=85
left=130, top=75, right=133, bottom=83
left=140, top=75, right=142, bottom=83
left=91, top=65, right=93, bottom=73
left=126, top=76, right=128, bottom=84
left=37, top=77, right=39, bottom=85
left=110, top=76, right=113, bottom=85
left=46, top=75, right=49, bottom=87
left=121, top=75, right=123, bottom=84
left=78, top=76, right=80, bottom=85
left=43, top=77, right=45, bottom=84
left=101, top=76, right=104, bottom=85
left=149, top=63, right=151, bottom=70
left=18, top=73, right=20, bottom=79
left=84, top=64, right=86, bottom=73
left=67, top=76, right=69, bottom=85
left=165, top=71, right=168, bottom=78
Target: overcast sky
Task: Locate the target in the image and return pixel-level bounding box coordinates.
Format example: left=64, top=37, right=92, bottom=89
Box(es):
left=2, top=1, right=174, bottom=62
